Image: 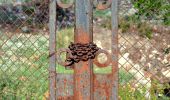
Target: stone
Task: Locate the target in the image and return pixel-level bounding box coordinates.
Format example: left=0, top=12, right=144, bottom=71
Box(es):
left=21, top=26, right=30, bottom=33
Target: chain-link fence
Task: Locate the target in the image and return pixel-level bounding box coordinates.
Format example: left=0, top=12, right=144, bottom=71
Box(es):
left=0, top=0, right=50, bottom=99
left=0, top=0, right=75, bottom=99
left=118, top=0, right=170, bottom=99
left=0, top=0, right=170, bottom=99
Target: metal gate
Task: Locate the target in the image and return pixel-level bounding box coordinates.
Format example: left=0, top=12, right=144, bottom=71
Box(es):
left=49, top=0, right=118, bottom=99
left=1, top=0, right=169, bottom=99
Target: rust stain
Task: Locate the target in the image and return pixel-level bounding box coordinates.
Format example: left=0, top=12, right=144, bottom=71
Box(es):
left=94, top=74, right=113, bottom=100
left=54, top=74, right=115, bottom=99
left=75, top=29, right=90, bottom=43
left=93, top=49, right=112, bottom=68
left=111, top=27, right=119, bottom=73
left=111, top=14, right=119, bottom=99
left=56, top=48, right=73, bottom=66
left=56, top=74, right=74, bottom=99
left=75, top=61, right=89, bottom=74
left=74, top=26, right=92, bottom=99
left=57, top=96, right=73, bottom=100
left=74, top=61, right=91, bottom=100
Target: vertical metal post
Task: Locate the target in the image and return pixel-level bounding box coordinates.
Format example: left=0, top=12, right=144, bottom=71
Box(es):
left=111, top=0, right=119, bottom=99
left=49, top=0, right=56, bottom=99
left=74, top=0, right=93, bottom=100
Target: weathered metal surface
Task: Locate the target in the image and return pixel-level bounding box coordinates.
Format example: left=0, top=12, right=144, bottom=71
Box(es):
left=49, top=0, right=57, bottom=100
left=111, top=0, right=119, bottom=99
left=55, top=74, right=114, bottom=100
left=56, top=48, right=73, bottom=66
left=53, top=0, right=118, bottom=99
left=74, top=0, right=93, bottom=99
left=94, top=74, right=113, bottom=100
left=56, top=74, right=74, bottom=99
left=93, top=49, right=112, bottom=68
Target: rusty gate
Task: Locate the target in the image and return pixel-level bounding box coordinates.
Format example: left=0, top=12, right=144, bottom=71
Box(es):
left=49, top=0, right=118, bottom=99
left=1, top=0, right=169, bottom=99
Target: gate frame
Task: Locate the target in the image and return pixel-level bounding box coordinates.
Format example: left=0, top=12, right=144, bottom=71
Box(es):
left=49, top=0, right=118, bottom=99
left=49, top=0, right=57, bottom=99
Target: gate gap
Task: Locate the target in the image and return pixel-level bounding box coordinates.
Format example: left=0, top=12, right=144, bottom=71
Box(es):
left=56, top=4, right=75, bottom=74
left=93, top=8, right=112, bottom=74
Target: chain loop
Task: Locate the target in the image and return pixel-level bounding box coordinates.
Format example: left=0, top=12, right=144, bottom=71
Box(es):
left=65, top=42, right=100, bottom=66
left=56, top=42, right=111, bottom=67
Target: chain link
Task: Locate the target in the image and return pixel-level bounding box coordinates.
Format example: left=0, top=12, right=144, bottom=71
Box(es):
left=65, top=42, right=100, bottom=66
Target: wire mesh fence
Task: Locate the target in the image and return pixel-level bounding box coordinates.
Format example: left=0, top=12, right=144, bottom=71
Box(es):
left=0, top=0, right=169, bottom=99
left=118, top=0, right=170, bottom=99
left=0, top=0, right=50, bottom=99
left=0, top=0, right=75, bottom=99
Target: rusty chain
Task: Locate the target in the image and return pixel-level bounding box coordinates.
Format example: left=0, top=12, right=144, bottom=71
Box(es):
left=55, top=42, right=112, bottom=68
left=65, top=42, right=100, bottom=66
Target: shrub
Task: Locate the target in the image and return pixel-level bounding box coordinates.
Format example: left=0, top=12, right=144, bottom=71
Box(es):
left=131, top=0, right=170, bottom=25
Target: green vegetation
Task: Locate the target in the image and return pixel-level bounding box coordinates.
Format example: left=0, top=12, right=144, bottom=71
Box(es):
left=131, top=0, right=170, bottom=25
left=94, top=9, right=154, bottom=39
left=0, top=31, right=49, bottom=99
left=94, top=9, right=111, bottom=18
left=119, top=69, right=134, bottom=84
left=119, top=84, right=146, bottom=100
left=150, top=79, right=170, bottom=100
left=119, top=69, right=147, bottom=100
